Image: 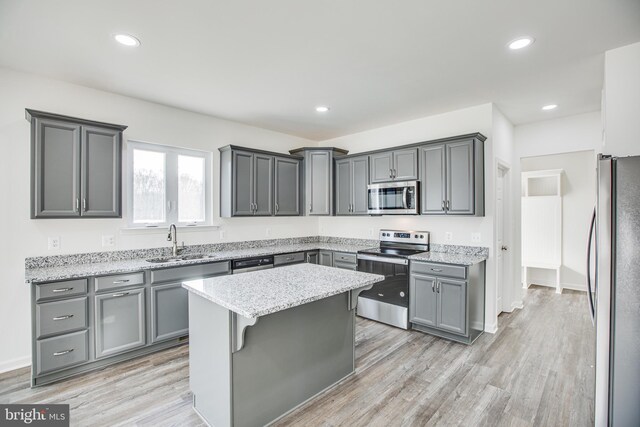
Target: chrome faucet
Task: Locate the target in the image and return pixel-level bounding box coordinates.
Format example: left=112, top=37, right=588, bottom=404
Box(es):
left=167, top=224, right=179, bottom=257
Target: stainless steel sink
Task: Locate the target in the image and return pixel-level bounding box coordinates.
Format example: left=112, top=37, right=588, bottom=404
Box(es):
left=146, top=257, right=184, bottom=263
left=146, top=254, right=215, bottom=263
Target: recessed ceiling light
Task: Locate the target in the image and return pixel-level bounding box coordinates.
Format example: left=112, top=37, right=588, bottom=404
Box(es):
left=113, top=34, right=141, bottom=47
left=542, top=104, right=558, bottom=111
left=508, top=36, right=534, bottom=50
left=315, top=106, right=330, bottom=113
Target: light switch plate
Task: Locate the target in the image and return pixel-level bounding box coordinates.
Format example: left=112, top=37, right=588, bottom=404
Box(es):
left=265, top=228, right=271, bottom=237
left=47, top=237, right=60, bottom=250
left=220, top=230, right=226, bottom=240
left=471, top=232, right=481, bottom=243
left=445, top=232, right=453, bottom=242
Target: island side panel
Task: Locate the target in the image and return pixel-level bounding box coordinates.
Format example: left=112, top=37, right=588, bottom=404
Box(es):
left=188, top=292, right=233, bottom=426
left=232, top=292, right=355, bottom=427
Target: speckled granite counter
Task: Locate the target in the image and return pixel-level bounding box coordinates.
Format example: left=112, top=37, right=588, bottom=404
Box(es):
left=183, top=263, right=384, bottom=318
left=24, top=237, right=377, bottom=283
left=24, top=236, right=489, bottom=283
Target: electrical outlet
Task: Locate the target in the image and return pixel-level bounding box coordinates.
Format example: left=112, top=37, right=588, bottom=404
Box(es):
left=220, top=230, right=226, bottom=240
left=48, top=237, right=60, bottom=250
left=369, top=228, right=374, bottom=237
left=102, top=235, right=115, bottom=247
left=471, top=232, right=481, bottom=243
left=445, top=232, right=453, bottom=242
left=265, top=228, right=271, bottom=237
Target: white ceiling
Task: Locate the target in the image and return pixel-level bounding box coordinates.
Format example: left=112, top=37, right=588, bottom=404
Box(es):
left=1, top=0, right=639, bottom=140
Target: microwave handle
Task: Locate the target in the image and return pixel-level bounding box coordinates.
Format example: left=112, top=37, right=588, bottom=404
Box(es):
left=402, top=187, right=409, bottom=209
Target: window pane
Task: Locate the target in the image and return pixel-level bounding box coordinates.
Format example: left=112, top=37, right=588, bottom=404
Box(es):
left=178, top=155, right=205, bottom=223
left=133, top=149, right=166, bottom=224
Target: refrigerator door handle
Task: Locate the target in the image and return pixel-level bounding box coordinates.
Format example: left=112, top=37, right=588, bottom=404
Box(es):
left=586, top=206, right=596, bottom=324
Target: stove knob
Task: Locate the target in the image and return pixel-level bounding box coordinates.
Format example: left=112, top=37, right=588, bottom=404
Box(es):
left=420, top=235, right=424, bottom=239
left=414, top=235, right=418, bottom=238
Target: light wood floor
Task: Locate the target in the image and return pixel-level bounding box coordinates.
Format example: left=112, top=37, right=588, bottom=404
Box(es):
left=0, top=286, right=594, bottom=426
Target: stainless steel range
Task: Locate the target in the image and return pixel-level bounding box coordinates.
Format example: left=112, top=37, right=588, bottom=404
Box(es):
left=357, top=229, right=429, bottom=329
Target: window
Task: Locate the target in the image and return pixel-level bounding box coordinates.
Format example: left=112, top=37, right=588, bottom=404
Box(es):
left=127, top=141, right=212, bottom=227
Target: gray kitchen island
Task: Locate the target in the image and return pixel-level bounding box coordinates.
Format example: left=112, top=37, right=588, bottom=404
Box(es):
left=182, top=263, right=384, bottom=427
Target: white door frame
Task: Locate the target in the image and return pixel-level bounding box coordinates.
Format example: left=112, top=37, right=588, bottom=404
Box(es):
left=495, top=158, right=513, bottom=314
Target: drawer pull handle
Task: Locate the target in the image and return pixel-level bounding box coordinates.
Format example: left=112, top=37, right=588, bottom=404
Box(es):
left=431, top=268, right=443, bottom=272
left=286, top=257, right=294, bottom=261
left=378, top=293, right=384, bottom=297
left=52, top=288, right=73, bottom=293
left=53, top=349, right=74, bottom=356
left=53, top=314, right=74, bottom=321
left=112, top=292, right=130, bottom=297
left=112, top=279, right=130, bottom=284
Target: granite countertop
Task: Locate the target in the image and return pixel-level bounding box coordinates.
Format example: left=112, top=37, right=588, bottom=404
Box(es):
left=24, top=242, right=374, bottom=283
left=182, top=263, right=384, bottom=318
left=408, top=252, right=488, bottom=266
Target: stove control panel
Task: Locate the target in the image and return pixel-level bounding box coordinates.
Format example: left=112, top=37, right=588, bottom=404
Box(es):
left=379, top=229, right=429, bottom=245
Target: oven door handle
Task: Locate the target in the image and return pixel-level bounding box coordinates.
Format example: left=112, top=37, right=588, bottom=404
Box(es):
left=402, top=187, right=409, bottom=209
left=357, top=254, right=408, bottom=265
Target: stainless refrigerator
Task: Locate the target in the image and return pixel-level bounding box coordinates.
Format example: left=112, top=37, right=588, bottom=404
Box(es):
left=587, top=154, right=640, bottom=426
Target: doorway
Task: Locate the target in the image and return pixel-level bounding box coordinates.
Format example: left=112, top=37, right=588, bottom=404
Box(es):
left=496, top=161, right=511, bottom=316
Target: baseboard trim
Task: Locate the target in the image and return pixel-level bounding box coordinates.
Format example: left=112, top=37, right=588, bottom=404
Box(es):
left=484, top=322, right=498, bottom=334
left=511, top=300, right=524, bottom=310
left=0, top=356, right=30, bottom=374
left=560, top=283, right=587, bottom=292
left=526, top=282, right=587, bottom=293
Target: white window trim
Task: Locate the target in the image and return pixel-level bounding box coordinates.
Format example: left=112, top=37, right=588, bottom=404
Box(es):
left=125, top=139, right=213, bottom=229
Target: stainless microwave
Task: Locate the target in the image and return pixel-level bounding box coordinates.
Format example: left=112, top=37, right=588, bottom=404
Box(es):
left=367, top=181, right=419, bottom=215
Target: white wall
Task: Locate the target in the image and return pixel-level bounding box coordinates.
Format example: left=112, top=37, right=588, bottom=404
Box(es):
left=512, top=111, right=602, bottom=299
left=521, top=151, right=596, bottom=291
left=317, top=103, right=508, bottom=331
left=0, top=67, right=319, bottom=372
left=604, top=42, right=640, bottom=157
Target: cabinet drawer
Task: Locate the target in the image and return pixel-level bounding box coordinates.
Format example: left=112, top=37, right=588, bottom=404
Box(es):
left=411, top=262, right=467, bottom=279
left=333, top=252, right=357, bottom=265
left=95, top=272, right=145, bottom=292
left=35, top=279, right=87, bottom=302
left=334, top=261, right=357, bottom=271
left=36, top=297, right=88, bottom=339
left=150, top=261, right=230, bottom=284
left=274, top=252, right=305, bottom=266
left=35, top=330, right=89, bottom=375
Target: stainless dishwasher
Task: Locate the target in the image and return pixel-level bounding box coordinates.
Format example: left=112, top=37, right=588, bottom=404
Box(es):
left=231, top=256, right=274, bottom=274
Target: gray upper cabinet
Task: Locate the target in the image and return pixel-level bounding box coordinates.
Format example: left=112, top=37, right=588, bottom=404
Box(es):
left=274, top=157, right=300, bottom=216
left=420, top=137, right=484, bottom=216
left=253, top=154, right=273, bottom=216
left=94, top=287, right=146, bottom=359
left=370, top=148, right=418, bottom=183
left=220, top=146, right=301, bottom=217
left=307, top=151, right=331, bottom=215
left=81, top=126, right=121, bottom=217
left=27, top=109, right=126, bottom=219
left=335, top=155, right=369, bottom=215
left=420, top=144, right=446, bottom=214
left=289, top=147, right=347, bottom=216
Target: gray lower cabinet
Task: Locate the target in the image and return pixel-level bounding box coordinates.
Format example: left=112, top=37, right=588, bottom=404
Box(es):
left=151, top=283, right=188, bottom=343
left=94, top=287, right=146, bottom=359
left=319, top=250, right=333, bottom=266
left=335, top=155, right=369, bottom=215
left=369, top=148, right=418, bottom=183
left=220, top=146, right=301, bottom=217
left=26, top=109, right=126, bottom=219
left=273, top=252, right=305, bottom=266
left=409, top=260, right=485, bottom=344
left=305, top=251, right=319, bottom=264
left=419, top=137, right=484, bottom=216
left=274, top=157, right=301, bottom=216
left=332, top=252, right=357, bottom=270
